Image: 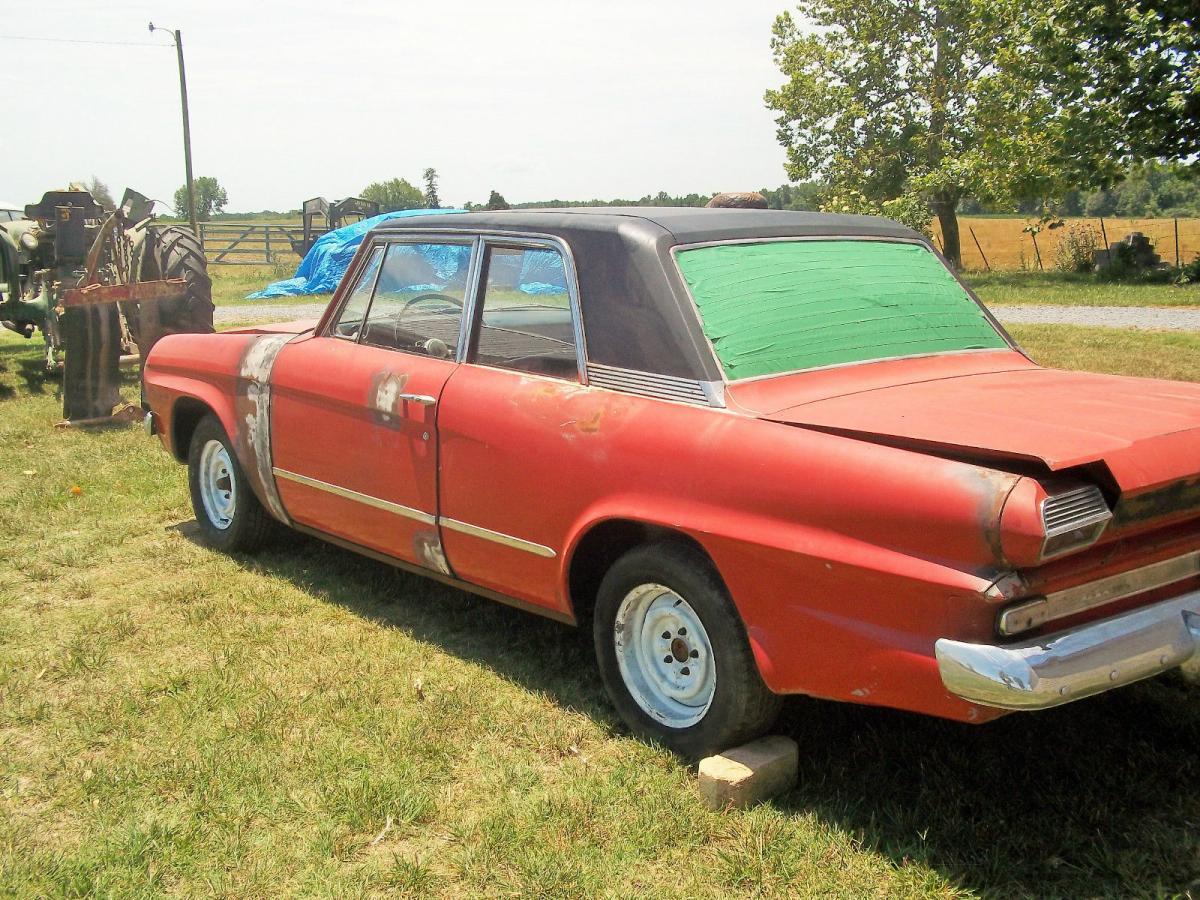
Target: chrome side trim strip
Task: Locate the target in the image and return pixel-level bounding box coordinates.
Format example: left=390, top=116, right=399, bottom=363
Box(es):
left=440, top=517, right=557, bottom=558
left=937, top=589, right=1200, bottom=710
left=1000, top=549, right=1200, bottom=635
left=272, top=467, right=437, bottom=525
left=272, top=467, right=555, bottom=558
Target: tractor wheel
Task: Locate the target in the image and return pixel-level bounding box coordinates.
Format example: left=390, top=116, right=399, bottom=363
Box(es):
left=129, top=225, right=214, bottom=348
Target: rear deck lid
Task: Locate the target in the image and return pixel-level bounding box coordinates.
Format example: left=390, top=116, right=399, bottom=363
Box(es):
left=761, top=367, right=1200, bottom=494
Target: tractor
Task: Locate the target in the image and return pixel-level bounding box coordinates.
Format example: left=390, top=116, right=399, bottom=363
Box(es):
left=0, top=185, right=214, bottom=421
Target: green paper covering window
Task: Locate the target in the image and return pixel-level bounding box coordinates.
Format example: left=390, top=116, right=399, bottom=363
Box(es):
left=675, top=240, right=1007, bottom=380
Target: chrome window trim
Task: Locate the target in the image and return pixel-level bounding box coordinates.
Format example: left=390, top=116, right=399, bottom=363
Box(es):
left=666, top=235, right=1023, bottom=384
left=273, top=467, right=436, bottom=525
left=462, top=234, right=588, bottom=384
left=323, top=240, right=387, bottom=339
left=321, top=232, right=477, bottom=350
left=999, top=549, right=1200, bottom=636
left=440, top=517, right=557, bottom=559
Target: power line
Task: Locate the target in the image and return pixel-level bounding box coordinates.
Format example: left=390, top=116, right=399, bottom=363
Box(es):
left=0, top=34, right=167, bottom=48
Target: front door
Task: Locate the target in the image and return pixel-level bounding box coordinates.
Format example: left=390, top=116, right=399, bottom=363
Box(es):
left=269, top=237, right=475, bottom=571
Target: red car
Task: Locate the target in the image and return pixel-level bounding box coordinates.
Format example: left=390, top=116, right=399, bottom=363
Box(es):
left=143, top=208, right=1200, bottom=756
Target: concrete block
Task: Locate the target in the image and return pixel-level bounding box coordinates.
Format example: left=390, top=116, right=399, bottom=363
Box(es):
left=698, top=735, right=799, bottom=810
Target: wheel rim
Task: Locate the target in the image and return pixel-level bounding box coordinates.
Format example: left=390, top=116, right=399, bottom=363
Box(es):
left=198, top=439, right=236, bottom=530
left=613, top=583, right=716, bottom=729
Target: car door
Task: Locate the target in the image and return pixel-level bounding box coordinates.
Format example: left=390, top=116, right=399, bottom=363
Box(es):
left=436, top=237, right=591, bottom=614
left=270, top=235, right=477, bottom=570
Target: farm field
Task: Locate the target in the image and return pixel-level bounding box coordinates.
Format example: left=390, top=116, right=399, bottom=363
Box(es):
left=938, top=215, right=1200, bottom=272
left=1, top=319, right=1198, bottom=897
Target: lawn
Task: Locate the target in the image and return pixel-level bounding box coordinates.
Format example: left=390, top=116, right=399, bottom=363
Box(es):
left=965, top=271, right=1200, bottom=307
left=1, top=323, right=1198, bottom=898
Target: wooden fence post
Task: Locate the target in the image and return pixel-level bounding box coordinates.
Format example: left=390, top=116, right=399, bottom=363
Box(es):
left=1031, top=231, right=1043, bottom=271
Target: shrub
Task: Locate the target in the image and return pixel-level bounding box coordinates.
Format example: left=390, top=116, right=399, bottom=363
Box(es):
left=1053, top=222, right=1100, bottom=273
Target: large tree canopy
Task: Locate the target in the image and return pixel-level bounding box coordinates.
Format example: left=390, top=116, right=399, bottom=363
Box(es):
left=360, top=178, right=424, bottom=213
left=1040, top=0, right=1198, bottom=167
left=173, top=176, right=228, bottom=221
left=765, top=0, right=1112, bottom=266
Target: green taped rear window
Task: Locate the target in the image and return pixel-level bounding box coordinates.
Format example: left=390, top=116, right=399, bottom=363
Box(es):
left=675, top=240, right=1007, bottom=380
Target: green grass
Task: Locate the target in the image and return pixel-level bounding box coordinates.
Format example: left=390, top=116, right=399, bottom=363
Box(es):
left=1011, top=323, right=1200, bottom=381
left=965, top=271, right=1200, bottom=307
left=1, top=325, right=1198, bottom=897
left=209, top=265, right=331, bottom=309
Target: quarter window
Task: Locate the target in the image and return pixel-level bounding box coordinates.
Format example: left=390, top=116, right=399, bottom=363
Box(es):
left=359, top=242, right=471, bottom=358
left=472, top=245, right=578, bottom=380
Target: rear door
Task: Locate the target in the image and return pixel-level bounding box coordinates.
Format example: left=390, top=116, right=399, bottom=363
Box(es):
left=270, top=235, right=478, bottom=570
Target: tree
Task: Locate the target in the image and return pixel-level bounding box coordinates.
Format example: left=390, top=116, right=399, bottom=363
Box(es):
left=764, top=0, right=1111, bottom=267
left=360, top=178, right=424, bottom=213
left=423, top=168, right=441, bottom=209
left=173, top=176, right=228, bottom=221
left=1039, top=0, right=1198, bottom=170
left=485, top=191, right=510, bottom=211
left=87, top=176, right=116, bottom=211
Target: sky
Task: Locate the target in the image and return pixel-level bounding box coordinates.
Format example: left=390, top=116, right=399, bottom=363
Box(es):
left=3, top=0, right=798, bottom=213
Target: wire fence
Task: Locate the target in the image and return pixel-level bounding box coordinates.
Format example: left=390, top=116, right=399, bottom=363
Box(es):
left=934, top=217, right=1200, bottom=272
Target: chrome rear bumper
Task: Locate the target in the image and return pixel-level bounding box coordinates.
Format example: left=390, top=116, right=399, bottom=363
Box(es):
left=936, top=590, right=1200, bottom=710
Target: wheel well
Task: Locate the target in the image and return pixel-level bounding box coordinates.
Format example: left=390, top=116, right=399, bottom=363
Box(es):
left=171, top=397, right=212, bottom=462
left=566, top=519, right=713, bottom=624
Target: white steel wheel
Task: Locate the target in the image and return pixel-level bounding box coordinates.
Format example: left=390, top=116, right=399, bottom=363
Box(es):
left=197, top=438, right=236, bottom=530
left=613, top=583, right=716, bottom=729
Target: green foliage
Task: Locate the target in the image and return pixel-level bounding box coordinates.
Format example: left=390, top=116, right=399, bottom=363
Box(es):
left=1038, top=0, right=1198, bottom=169
left=422, top=168, right=440, bottom=209
left=1081, top=161, right=1200, bottom=218
left=173, top=176, right=228, bottom=222
left=817, top=188, right=933, bottom=235
left=1052, top=222, right=1101, bottom=273
left=1178, top=255, right=1200, bottom=285
left=360, top=178, right=424, bottom=213
left=485, top=190, right=510, bottom=211
left=759, top=182, right=823, bottom=210
left=764, top=0, right=1115, bottom=267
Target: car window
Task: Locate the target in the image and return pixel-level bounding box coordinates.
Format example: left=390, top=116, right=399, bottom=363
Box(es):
left=331, top=245, right=384, bottom=340
left=675, top=240, right=1007, bottom=379
left=471, top=245, right=578, bottom=380
left=359, top=242, right=471, bottom=359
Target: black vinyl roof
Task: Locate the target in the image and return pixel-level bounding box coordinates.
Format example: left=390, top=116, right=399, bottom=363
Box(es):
left=375, top=206, right=920, bottom=245
left=370, top=207, right=929, bottom=382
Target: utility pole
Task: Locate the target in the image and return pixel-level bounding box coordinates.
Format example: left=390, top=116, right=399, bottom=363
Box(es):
left=149, top=22, right=198, bottom=235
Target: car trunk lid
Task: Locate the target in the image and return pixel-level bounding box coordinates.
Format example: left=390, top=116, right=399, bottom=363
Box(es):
left=746, top=366, right=1200, bottom=502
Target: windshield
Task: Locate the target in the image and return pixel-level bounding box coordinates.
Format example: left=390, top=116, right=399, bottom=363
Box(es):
left=675, top=240, right=1007, bottom=380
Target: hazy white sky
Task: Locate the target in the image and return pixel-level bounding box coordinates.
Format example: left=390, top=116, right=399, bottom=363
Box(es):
left=4, top=0, right=797, bottom=212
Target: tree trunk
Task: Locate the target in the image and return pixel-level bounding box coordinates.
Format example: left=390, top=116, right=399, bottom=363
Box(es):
left=932, top=197, right=962, bottom=269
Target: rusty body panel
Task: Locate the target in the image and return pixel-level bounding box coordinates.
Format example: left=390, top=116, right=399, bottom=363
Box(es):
left=142, top=209, right=1200, bottom=728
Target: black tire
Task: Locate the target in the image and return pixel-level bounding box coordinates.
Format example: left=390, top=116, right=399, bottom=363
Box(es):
left=133, top=225, right=215, bottom=343
left=593, top=541, right=782, bottom=758
left=187, top=415, right=275, bottom=553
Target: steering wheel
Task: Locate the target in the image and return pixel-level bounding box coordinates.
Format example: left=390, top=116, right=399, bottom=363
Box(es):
left=400, top=292, right=463, bottom=314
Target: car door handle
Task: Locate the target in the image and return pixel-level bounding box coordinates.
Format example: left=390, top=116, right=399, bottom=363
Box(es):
left=397, top=393, right=437, bottom=407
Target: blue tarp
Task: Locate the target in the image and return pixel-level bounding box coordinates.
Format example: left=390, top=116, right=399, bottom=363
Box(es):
left=246, top=208, right=466, bottom=299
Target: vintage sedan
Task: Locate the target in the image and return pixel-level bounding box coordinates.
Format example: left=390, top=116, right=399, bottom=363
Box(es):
left=143, top=208, right=1200, bottom=756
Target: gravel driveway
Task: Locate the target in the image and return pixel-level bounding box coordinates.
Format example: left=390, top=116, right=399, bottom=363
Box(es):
left=989, top=305, right=1200, bottom=331
left=217, top=303, right=1200, bottom=332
